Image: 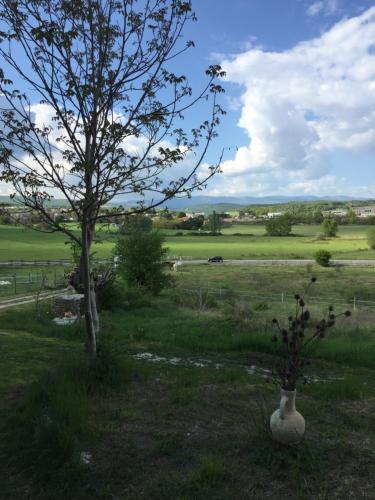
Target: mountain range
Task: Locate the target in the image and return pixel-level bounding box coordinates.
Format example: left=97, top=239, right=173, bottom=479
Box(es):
left=1, top=194, right=370, bottom=213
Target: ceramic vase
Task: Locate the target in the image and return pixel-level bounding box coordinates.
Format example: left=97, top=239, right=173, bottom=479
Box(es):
left=270, top=388, right=305, bottom=445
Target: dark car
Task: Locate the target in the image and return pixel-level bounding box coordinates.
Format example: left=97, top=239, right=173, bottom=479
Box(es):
left=208, top=256, right=223, bottom=263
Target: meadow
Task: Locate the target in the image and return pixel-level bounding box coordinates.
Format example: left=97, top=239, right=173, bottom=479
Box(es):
left=0, top=223, right=374, bottom=261
left=1, top=273, right=375, bottom=499
left=1, top=225, right=375, bottom=498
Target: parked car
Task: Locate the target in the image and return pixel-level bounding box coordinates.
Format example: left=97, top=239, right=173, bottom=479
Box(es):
left=208, top=256, right=223, bottom=263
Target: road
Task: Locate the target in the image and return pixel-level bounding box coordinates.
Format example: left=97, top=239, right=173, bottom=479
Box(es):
left=0, top=289, right=67, bottom=310
left=176, top=259, right=375, bottom=266
left=0, top=258, right=374, bottom=269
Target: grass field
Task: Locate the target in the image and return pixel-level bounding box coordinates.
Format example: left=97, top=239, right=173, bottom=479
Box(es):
left=174, top=263, right=375, bottom=306
left=0, top=266, right=67, bottom=299
left=1, top=263, right=375, bottom=498
left=1, top=223, right=375, bottom=261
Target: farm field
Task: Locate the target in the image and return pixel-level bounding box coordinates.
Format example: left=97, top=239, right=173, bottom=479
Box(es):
left=0, top=266, right=67, bottom=299
left=1, top=271, right=375, bottom=498
left=1, top=223, right=375, bottom=261
left=174, top=264, right=375, bottom=309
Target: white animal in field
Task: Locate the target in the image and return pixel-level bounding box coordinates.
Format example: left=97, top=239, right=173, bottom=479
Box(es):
left=173, top=261, right=182, bottom=271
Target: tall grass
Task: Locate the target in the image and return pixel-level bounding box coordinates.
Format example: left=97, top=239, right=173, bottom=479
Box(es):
left=13, top=343, right=130, bottom=484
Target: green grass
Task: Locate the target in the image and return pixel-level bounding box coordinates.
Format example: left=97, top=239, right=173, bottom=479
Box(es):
left=1, top=267, right=375, bottom=499
left=165, top=224, right=375, bottom=260
left=1, top=223, right=375, bottom=261
left=0, top=266, right=67, bottom=299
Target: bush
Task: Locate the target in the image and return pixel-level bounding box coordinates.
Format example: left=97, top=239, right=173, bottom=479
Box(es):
left=314, top=249, right=332, bottom=267
left=322, top=218, right=338, bottom=237
left=115, top=231, right=172, bottom=295
left=96, top=281, right=124, bottom=310
left=119, top=214, right=153, bottom=235
left=314, top=232, right=328, bottom=241
left=222, top=298, right=253, bottom=323
left=265, top=214, right=292, bottom=236
left=367, top=227, right=375, bottom=249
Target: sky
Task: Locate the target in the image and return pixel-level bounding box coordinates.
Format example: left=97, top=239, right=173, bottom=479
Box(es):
left=0, top=0, right=375, bottom=200
left=188, top=0, right=375, bottom=198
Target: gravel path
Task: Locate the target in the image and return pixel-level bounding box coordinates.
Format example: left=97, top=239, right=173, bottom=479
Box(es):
left=0, top=289, right=67, bottom=310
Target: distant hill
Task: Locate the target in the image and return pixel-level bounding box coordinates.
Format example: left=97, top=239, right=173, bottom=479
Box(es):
left=114, top=194, right=361, bottom=210
left=0, top=195, right=71, bottom=208
left=1, top=193, right=373, bottom=214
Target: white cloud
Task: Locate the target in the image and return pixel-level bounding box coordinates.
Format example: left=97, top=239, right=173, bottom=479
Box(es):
left=209, top=6, right=375, bottom=197
left=307, top=0, right=339, bottom=17
left=307, top=1, right=324, bottom=16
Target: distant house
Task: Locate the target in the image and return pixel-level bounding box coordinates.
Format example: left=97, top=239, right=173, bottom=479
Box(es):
left=322, top=209, right=348, bottom=217
left=267, top=212, right=283, bottom=218
left=186, top=212, right=205, bottom=218
left=352, top=206, right=375, bottom=218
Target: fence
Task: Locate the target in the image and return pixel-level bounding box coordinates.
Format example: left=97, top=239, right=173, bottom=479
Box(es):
left=178, top=287, right=375, bottom=312
left=0, top=269, right=67, bottom=298
left=0, top=258, right=112, bottom=268
left=167, top=255, right=193, bottom=261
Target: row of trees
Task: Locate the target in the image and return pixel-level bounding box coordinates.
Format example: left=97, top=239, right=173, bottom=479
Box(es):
left=265, top=216, right=339, bottom=237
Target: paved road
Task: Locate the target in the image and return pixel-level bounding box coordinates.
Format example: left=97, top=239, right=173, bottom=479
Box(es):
left=176, top=259, right=375, bottom=266
left=0, top=258, right=374, bottom=269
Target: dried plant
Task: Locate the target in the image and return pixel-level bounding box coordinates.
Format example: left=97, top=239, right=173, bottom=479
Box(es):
left=271, top=277, right=351, bottom=390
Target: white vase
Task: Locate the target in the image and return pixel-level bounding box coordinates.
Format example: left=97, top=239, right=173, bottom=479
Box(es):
left=270, top=389, right=305, bottom=445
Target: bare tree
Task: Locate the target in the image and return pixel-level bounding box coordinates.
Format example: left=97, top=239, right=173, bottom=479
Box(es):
left=0, top=0, right=225, bottom=355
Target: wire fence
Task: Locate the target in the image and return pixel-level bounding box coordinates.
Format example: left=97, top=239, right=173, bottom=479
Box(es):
left=0, top=269, right=67, bottom=299
left=0, top=259, right=112, bottom=268
left=166, top=255, right=193, bottom=261
left=177, top=287, right=375, bottom=312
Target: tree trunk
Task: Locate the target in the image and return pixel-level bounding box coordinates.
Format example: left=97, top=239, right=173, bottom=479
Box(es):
left=90, top=284, right=100, bottom=336
left=81, top=220, right=96, bottom=355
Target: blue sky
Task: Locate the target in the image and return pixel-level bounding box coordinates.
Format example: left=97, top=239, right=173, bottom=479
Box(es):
left=1, top=0, right=375, bottom=200
left=182, top=0, right=375, bottom=198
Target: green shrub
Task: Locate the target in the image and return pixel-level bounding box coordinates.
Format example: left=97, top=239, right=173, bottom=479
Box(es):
left=322, top=218, right=338, bottom=237
left=96, top=281, right=124, bottom=310
left=265, top=214, right=292, bottom=236
left=314, top=232, right=328, bottom=241
left=115, top=231, right=172, bottom=295
left=222, top=298, right=253, bottom=323
left=367, top=227, right=375, bottom=249
left=314, top=249, right=332, bottom=267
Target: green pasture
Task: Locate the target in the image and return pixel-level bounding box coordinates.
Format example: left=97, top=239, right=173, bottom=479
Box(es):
left=0, top=225, right=114, bottom=260
left=174, top=264, right=375, bottom=306
left=1, top=275, right=375, bottom=498
left=0, top=266, right=67, bottom=299
left=0, top=223, right=375, bottom=261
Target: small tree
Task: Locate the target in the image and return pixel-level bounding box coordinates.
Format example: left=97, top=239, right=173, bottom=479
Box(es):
left=119, top=214, right=153, bottom=235
left=265, top=214, right=292, bottom=236
left=322, top=219, right=338, bottom=237
left=314, top=249, right=331, bottom=267
left=0, top=0, right=225, bottom=355
left=367, top=227, right=375, bottom=249
left=116, top=232, right=171, bottom=295
left=208, top=210, right=222, bottom=233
